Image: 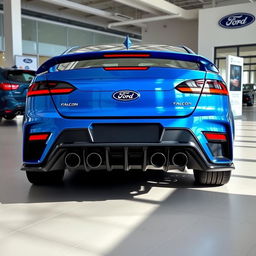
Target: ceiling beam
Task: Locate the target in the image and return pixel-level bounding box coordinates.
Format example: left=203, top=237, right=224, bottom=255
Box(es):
left=133, top=0, right=198, bottom=19
left=109, top=0, right=198, bottom=27
left=108, top=14, right=181, bottom=28
left=39, top=0, right=144, bottom=27
left=112, top=0, right=162, bottom=15
left=39, top=0, right=123, bottom=20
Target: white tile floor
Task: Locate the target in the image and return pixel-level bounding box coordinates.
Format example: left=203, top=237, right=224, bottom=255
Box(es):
left=0, top=107, right=256, bottom=256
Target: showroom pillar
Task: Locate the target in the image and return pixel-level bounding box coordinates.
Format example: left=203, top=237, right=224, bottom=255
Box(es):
left=3, top=0, right=22, bottom=67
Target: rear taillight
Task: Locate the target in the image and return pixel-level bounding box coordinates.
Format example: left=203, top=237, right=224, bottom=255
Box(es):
left=204, top=132, right=227, bottom=142
left=29, top=133, right=50, bottom=141
left=0, top=83, right=19, bottom=91
left=27, top=81, right=75, bottom=97
left=176, top=80, right=228, bottom=95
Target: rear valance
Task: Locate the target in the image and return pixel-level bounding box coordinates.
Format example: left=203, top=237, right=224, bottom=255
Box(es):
left=37, top=51, right=218, bottom=74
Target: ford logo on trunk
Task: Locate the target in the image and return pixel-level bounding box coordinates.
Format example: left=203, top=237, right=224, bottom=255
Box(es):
left=219, top=13, right=255, bottom=29
left=113, top=90, right=140, bottom=101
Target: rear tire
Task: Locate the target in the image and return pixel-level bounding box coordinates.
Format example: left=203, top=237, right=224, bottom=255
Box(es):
left=4, top=114, right=16, bottom=120
left=193, top=170, right=231, bottom=186
left=26, top=170, right=65, bottom=185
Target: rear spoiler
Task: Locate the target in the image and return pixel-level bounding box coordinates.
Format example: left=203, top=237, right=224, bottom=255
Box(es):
left=37, top=50, right=218, bottom=74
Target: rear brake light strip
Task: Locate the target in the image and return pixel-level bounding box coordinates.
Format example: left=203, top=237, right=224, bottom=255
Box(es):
left=104, top=54, right=150, bottom=58
left=104, top=67, right=149, bottom=71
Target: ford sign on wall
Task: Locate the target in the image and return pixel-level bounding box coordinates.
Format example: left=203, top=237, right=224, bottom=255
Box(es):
left=219, top=13, right=255, bottom=29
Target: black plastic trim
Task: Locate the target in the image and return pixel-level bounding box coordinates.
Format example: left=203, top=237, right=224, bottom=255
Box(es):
left=22, top=128, right=234, bottom=172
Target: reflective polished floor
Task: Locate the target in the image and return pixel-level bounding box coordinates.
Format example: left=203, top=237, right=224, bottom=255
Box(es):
left=0, top=107, right=256, bottom=256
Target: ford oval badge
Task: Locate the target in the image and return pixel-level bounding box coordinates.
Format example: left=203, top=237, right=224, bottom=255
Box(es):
left=23, top=58, right=33, bottom=64
left=113, top=90, right=140, bottom=101
left=219, top=13, right=255, bottom=29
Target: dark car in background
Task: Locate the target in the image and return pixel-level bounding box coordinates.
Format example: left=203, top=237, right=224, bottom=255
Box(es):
left=243, top=83, right=256, bottom=106
left=0, top=68, right=35, bottom=121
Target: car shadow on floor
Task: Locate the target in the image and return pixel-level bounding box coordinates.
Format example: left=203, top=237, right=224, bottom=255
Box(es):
left=24, top=170, right=204, bottom=204
left=0, top=119, right=18, bottom=126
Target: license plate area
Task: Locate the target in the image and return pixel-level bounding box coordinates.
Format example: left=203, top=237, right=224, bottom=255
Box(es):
left=90, top=123, right=163, bottom=143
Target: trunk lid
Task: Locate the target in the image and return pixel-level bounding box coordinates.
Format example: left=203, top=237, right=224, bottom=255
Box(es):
left=47, top=67, right=206, bottom=118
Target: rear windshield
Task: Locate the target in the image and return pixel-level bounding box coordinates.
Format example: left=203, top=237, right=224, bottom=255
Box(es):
left=6, top=70, right=35, bottom=83
left=57, top=58, right=200, bottom=71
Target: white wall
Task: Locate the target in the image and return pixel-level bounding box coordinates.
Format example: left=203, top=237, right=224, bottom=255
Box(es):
left=142, top=19, right=198, bottom=53
left=198, top=3, right=256, bottom=61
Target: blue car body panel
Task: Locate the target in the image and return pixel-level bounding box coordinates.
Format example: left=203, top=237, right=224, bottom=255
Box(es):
left=23, top=45, right=234, bottom=175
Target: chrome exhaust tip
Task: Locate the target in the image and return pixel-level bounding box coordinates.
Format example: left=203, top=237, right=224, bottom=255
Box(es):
left=65, top=152, right=81, bottom=169
left=86, top=152, right=102, bottom=169
left=150, top=152, right=166, bottom=168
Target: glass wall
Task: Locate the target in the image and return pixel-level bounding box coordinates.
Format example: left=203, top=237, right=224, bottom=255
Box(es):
left=0, top=13, right=139, bottom=67
left=0, top=14, right=4, bottom=51
left=38, top=22, right=67, bottom=56
left=215, top=44, right=256, bottom=84
left=67, top=28, right=94, bottom=47
left=22, top=19, right=37, bottom=55
left=20, top=18, right=131, bottom=65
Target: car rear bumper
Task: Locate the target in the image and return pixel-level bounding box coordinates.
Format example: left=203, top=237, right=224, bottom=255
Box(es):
left=0, top=106, right=25, bottom=116
left=22, top=127, right=234, bottom=172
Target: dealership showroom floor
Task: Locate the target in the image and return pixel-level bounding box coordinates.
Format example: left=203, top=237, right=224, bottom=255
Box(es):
left=0, top=106, right=255, bottom=256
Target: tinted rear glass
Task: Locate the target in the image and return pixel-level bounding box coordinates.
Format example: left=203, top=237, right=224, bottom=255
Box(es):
left=58, top=58, right=200, bottom=71
left=7, top=70, right=35, bottom=83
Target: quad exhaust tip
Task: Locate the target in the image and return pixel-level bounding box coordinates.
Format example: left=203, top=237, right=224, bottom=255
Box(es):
left=150, top=152, right=166, bottom=168
left=86, top=152, right=102, bottom=169
left=65, top=153, right=81, bottom=169
left=172, top=152, right=188, bottom=167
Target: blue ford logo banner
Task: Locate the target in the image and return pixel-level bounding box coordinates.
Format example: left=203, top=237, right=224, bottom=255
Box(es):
left=23, top=58, right=33, bottom=64
left=219, top=13, right=255, bottom=29
left=113, top=90, right=140, bottom=101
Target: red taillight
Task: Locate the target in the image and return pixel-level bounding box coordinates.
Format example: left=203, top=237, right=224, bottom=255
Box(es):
left=29, top=133, right=50, bottom=141
left=176, top=80, right=228, bottom=95
left=202, top=80, right=229, bottom=95
left=0, top=83, right=19, bottom=91
left=27, top=81, right=75, bottom=97
left=204, top=132, right=227, bottom=142
left=104, top=67, right=149, bottom=71
left=49, top=88, right=74, bottom=94
left=104, top=54, right=150, bottom=58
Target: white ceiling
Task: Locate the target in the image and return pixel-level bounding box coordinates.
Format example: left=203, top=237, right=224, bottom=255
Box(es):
left=19, top=0, right=256, bottom=35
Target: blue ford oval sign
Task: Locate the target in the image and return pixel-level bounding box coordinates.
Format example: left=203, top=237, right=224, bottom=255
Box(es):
left=113, top=90, right=140, bottom=101
left=219, top=13, right=255, bottom=29
left=23, top=58, right=33, bottom=64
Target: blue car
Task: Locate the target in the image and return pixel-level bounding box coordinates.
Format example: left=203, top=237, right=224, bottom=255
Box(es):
left=0, top=68, right=35, bottom=121
left=22, top=44, right=234, bottom=185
